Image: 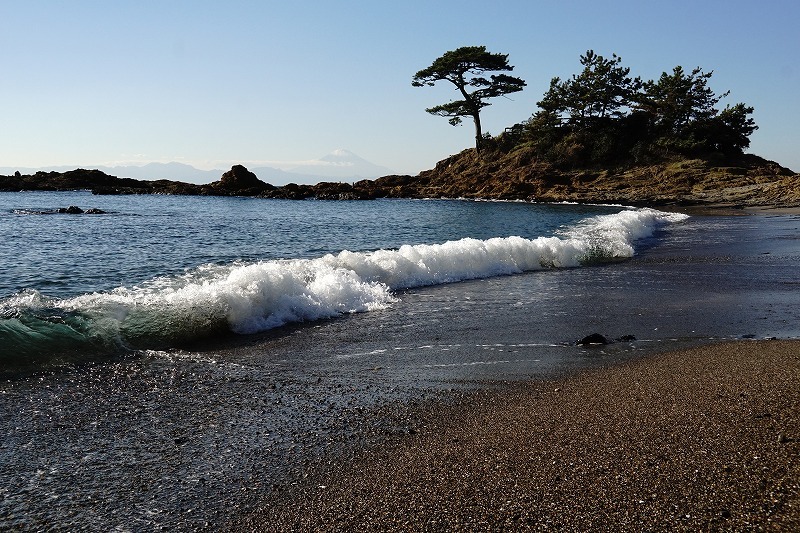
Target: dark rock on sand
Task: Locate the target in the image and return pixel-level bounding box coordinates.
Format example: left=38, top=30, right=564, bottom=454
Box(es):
left=576, top=333, right=610, bottom=346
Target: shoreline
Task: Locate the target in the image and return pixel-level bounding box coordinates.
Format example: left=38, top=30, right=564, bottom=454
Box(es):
left=3, top=186, right=800, bottom=212
left=3, top=151, right=799, bottom=209
left=235, top=339, right=800, bottom=531
left=2, top=200, right=799, bottom=529
left=4, top=176, right=800, bottom=217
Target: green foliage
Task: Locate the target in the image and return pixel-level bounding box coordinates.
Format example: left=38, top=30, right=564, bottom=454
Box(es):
left=517, top=51, right=757, bottom=167
left=538, top=50, right=642, bottom=127
left=638, top=66, right=728, bottom=153
left=413, top=46, right=526, bottom=152
left=714, top=103, right=758, bottom=152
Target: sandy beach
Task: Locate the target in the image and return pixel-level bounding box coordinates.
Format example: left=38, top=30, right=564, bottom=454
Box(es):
left=237, top=340, right=800, bottom=531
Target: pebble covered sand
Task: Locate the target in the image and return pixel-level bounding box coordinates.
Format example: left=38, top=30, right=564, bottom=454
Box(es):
left=236, top=340, right=800, bottom=531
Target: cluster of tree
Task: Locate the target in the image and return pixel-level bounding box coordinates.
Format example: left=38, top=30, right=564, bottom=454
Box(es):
left=518, top=50, right=757, bottom=166
left=414, top=47, right=757, bottom=167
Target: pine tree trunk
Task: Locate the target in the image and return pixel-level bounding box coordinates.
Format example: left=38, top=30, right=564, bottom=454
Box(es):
left=473, top=112, right=483, bottom=153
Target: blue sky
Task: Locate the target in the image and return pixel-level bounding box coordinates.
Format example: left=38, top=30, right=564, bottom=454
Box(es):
left=1, top=0, right=798, bottom=174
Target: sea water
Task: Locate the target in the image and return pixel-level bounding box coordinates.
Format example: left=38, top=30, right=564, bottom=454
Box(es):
left=0, top=190, right=685, bottom=375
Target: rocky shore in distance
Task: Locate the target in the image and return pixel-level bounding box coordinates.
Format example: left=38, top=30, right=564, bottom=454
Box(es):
left=0, top=166, right=382, bottom=200
left=2, top=148, right=799, bottom=208
left=410, top=147, right=800, bottom=209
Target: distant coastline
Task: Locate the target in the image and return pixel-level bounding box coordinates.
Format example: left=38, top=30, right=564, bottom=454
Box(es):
left=2, top=148, right=798, bottom=209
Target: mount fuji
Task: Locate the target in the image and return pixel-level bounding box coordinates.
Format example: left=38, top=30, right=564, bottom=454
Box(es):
left=274, top=149, right=393, bottom=182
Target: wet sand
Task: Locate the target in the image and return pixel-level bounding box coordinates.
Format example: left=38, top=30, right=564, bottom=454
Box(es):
left=237, top=340, right=800, bottom=531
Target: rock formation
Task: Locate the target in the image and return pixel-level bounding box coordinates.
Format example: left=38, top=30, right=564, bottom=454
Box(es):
left=209, top=165, right=274, bottom=196
left=2, top=153, right=798, bottom=208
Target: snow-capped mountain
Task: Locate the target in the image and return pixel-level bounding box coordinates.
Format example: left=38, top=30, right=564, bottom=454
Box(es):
left=281, top=149, right=393, bottom=180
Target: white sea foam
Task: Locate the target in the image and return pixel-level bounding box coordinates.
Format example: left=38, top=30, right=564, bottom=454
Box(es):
left=8, top=208, right=688, bottom=341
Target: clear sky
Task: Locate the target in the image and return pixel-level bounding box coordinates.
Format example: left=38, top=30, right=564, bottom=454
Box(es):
left=1, top=0, right=798, bottom=175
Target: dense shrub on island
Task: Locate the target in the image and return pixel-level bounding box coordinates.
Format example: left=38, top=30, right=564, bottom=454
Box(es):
left=512, top=50, right=758, bottom=168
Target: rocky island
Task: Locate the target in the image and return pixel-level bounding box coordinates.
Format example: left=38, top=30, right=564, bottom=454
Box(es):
left=1, top=148, right=797, bottom=209
left=3, top=49, right=798, bottom=209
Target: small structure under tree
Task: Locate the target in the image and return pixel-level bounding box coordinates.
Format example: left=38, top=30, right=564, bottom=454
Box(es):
left=412, top=46, right=526, bottom=153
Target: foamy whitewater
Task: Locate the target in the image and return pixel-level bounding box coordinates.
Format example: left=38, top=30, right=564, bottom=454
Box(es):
left=0, top=203, right=686, bottom=372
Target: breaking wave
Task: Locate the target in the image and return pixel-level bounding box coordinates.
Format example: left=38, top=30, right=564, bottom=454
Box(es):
left=0, top=208, right=686, bottom=375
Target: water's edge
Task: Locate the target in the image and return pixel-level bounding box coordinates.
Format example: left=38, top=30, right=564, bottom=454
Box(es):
left=2, top=209, right=799, bottom=530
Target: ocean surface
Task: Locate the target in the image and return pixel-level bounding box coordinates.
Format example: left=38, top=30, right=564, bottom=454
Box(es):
left=0, top=190, right=682, bottom=376
left=2, top=190, right=799, bottom=529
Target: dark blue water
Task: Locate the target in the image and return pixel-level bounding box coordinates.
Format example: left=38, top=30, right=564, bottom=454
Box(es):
left=0, top=191, right=618, bottom=298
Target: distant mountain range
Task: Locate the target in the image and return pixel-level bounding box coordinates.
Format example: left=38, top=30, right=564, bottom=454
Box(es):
left=0, top=149, right=393, bottom=186
left=278, top=149, right=393, bottom=181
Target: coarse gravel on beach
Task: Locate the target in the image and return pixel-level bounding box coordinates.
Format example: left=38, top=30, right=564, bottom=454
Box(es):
left=236, top=340, right=800, bottom=531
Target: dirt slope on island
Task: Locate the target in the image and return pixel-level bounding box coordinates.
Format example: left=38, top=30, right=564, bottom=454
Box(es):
left=361, top=147, right=800, bottom=208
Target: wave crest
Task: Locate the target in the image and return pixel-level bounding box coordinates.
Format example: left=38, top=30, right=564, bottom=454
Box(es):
left=0, top=207, right=687, bottom=373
